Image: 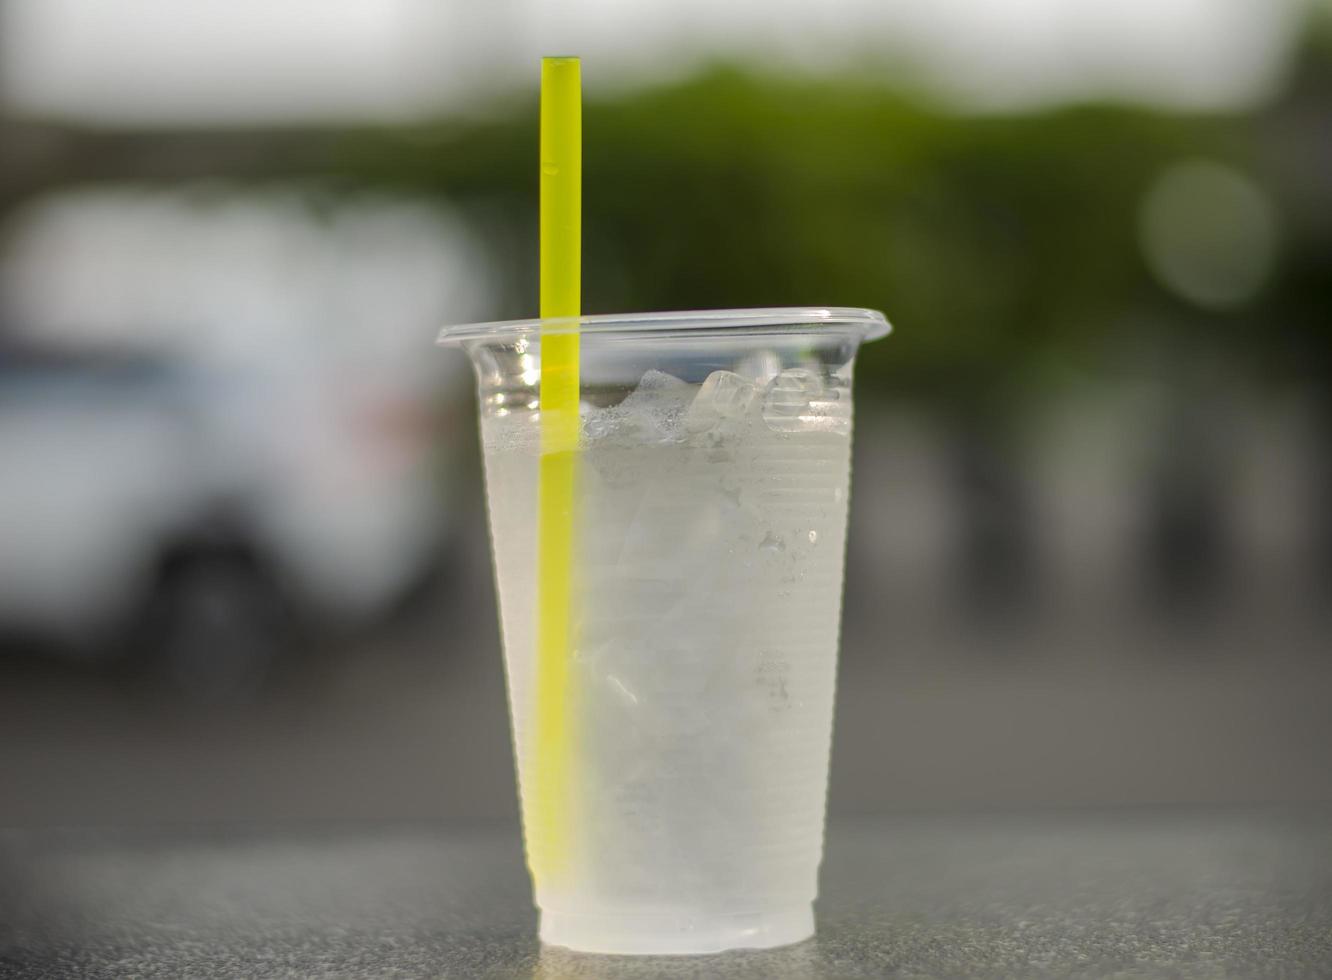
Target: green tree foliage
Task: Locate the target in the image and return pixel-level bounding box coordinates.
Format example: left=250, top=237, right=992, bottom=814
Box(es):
left=337, top=68, right=1275, bottom=408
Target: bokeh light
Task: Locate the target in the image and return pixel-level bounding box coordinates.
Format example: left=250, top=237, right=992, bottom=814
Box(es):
left=1138, top=159, right=1280, bottom=310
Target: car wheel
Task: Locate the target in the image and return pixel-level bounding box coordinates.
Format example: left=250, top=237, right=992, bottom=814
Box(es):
left=150, top=556, right=288, bottom=701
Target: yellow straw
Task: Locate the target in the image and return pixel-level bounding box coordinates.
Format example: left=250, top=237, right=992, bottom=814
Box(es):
left=532, top=55, right=580, bottom=886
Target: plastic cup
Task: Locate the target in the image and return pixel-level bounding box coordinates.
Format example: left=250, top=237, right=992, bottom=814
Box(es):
left=439, top=307, right=889, bottom=955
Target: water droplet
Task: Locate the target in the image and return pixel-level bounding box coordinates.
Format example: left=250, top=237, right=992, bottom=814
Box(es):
left=807, top=530, right=818, bottom=544
left=759, top=532, right=785, bottom=554
left=541, top=163, right=560, bottom=176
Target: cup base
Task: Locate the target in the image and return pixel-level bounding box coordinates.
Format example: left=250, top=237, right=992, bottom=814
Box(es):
left=538, top=904, right=814, bottom=955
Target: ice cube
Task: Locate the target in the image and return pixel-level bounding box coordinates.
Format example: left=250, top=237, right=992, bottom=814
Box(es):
left=590, top=369, right=693, bottom=444
left=625, top=369, right=693, bottom=436
left=735, top=350, right=782, bottom=386
left=684, top=370, right=758, bottom=433
left=761, top=367, right=823, bottom=431
left=625, top=369, right=692, bottom=407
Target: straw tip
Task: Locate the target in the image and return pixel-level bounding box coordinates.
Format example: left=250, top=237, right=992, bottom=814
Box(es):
left=543, top=55, right=581, bottom=64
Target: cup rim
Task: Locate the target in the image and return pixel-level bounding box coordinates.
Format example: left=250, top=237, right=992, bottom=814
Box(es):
left=437, top=306, right=890, bottom=345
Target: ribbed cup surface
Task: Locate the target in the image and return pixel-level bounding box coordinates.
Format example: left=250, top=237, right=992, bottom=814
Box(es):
left=479, top=360, right=853, bottom=935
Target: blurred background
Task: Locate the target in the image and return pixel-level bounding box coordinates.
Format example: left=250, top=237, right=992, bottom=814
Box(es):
left=0, top=0, right=1328, bottom=829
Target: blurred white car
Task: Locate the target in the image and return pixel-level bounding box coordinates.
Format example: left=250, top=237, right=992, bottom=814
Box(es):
left=0, top=341, right=461, bottom=694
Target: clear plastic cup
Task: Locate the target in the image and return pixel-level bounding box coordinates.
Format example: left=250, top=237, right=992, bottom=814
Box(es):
left=439, top=307, right=889, bottom=954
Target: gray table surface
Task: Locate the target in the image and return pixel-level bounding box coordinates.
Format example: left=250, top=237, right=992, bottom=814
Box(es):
left=2, top=811, right=1330, bottom=979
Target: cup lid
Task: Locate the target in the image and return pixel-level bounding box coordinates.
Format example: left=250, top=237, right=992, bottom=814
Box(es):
left=437, top=307, right=890, bottom=345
